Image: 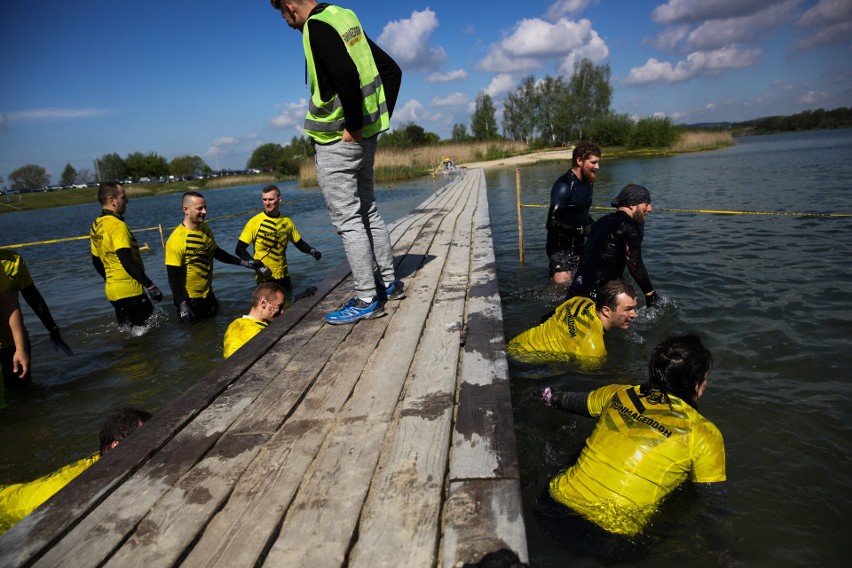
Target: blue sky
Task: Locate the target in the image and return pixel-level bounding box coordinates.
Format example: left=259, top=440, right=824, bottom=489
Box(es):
left=1, top=0, right=850, bottom=182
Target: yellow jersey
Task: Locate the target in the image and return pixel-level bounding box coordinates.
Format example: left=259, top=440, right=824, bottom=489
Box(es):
left=0, top=250, right=30, bottom=350
left=90, top=213, right=146, bottom=301
left=238, top=213, right=302, bottom=281
left=165, top=223, right=218, bottom=299
left=549, top=384, right=726, bottom=536
left=223, top=316, right=268, bottom=358
left=507, top=296, right=605, bottom=368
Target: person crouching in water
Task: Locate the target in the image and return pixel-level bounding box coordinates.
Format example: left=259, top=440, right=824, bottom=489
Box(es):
left=223, top=282, right=286, bottom=358
left=536, top=334, right=726, bottom=544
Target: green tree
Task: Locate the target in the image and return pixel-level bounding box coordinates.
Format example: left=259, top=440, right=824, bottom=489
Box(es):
left=566, top=58, right=613, bottom=140
left=124, top=152, right=169, bottom=179
left=587, top=112, right=635, bottom=146
left=380, top=122, right=433, bottom=148
left=94, top=153, right=127, bottom=182
left=170, top=155, right=209, bottom=178
left=248, top=143, right=286, bottom=172
left=276, top=136, right=314, bottom=176
left=60, top=163, right=77, bottom=186
left=471, top=92, right=498, bottom=140
left=451, top=123, right=470, bottom=141
left=502, top=75, right=539, bottom=143
left=627, top=116, right=679, bottom=148
left=76, top=168, right=94, bottom=184
left=10, top=164, right=50, bottom=190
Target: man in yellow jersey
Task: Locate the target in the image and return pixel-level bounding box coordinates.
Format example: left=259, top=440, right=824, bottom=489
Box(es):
left=0, top=249, right=72, bottom=395
left=536, top=335, right=726, bottom=538
left=507, top=279, right=637, bottom=368
left=0, top=407, right=151, bottom=534
left=223, top=282, right=286, bottom=358
left=271, top=0, right=405, bottom=325
left=0, top=271, right=28, bottom=410
left=90, top=182, right=163, bottom=327
left=165, top=191, right=270, bottom=322
left=235, top=184, right=321, bottom=290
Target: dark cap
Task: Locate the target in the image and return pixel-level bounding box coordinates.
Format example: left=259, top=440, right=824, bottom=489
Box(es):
left=611, top=184, right=651, bottom=207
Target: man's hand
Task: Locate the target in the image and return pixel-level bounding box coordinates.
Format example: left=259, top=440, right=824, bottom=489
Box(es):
left=241, top=259, right=272, bottom=278
left=49, top=327, right=73, bottom=357
left=12, top=349, right=28, bottom=379
left=542, top=387, right=554, bottom=408
left=342, top=128, right=363, bottom=143
left=310, top=248, right=322, bottom=261
left=179, top=301, right=195, bottom=323
left=645, top=290, right=657, bottom=308
left=147, top=284, right=163, bottom=302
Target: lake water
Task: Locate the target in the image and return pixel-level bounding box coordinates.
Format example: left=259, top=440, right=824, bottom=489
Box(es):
left=1, top=131, right=850, bottom=566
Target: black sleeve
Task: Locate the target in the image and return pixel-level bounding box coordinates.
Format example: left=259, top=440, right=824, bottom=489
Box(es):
left=116, top=248, right=152, bottom=288
left=552, top=391, right=592, bottom=417
left=624, top=225, right=654, bottom=295
left=368, top=37, right=401, bottom=117
left=235, top=240, right=252, bottom=262
left=293, top=239, right=313, bottom=255
left=19, top=285, right=57, bottom=331
left=214, top=247, right=243, bottom=266
left=166, top=265, right=187, bottom=306
left=308, top=19, right=365, bottom=132
left=92, top=254, right=106, bottom=281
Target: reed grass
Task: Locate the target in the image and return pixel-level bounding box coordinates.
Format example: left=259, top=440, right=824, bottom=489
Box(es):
left=672, top=130, right=735, bottom=151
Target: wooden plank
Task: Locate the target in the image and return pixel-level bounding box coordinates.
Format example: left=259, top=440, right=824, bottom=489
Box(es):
left=442, top=479, right=529, bottom=567
left=346, top=172, right=478, bottom=568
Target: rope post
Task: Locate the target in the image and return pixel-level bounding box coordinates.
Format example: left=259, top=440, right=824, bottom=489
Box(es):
left=433, top=171, right=437, bottom=193
left=159, top=224, right=165, bottom=249
left=516, top=168, right=524, bottom=265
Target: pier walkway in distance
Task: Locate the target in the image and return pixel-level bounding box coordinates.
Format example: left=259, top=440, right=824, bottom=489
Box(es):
left=0, top=169, right=528, bottom=567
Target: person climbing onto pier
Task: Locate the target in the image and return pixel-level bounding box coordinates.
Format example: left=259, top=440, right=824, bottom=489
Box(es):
left=269, top=0, right=405, bottom=325
left=165, top=191, right=270, bottom=322
left=235, top=184, right=321, bottom=291
left=223, top=281, right=287, bottom=358
left=90, top=182, right=163, bottom=327
left=546, top=141, right=600, bottom=285
left=507, top=280, right=637, bottom=368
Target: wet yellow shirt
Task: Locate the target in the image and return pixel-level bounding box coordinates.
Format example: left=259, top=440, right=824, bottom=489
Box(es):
left=0, top=453, right=99, bottom=535
left=238, top=213, right=302, bottom=281
left=507, top=296, right=605, bottom=368
left=165, top=223, right=217, bottom=299
left=549, top=384, right=726, bottom=536
left=0, top=250, right=31, bottom=350
left=223, top=316, right=268, bottom=358
left=90, top=213, right=146, bottom=302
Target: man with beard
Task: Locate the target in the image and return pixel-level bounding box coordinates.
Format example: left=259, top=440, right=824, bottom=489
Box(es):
left=568, top=184, right=657, bottom=307
left=546, top=141, right=601, bottom=285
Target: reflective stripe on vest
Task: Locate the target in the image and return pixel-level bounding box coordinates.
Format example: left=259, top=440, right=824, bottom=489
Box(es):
left=302, top=6, right=389, bottom=143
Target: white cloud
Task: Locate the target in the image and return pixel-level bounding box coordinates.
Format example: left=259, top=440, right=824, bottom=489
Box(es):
left=625, top=45, right=762, bottom=85
left=270, top=99, right=308, bottom=129
left=649, top=25, right=691, bottom=51
left=685, top=0, right=800, bottom=51
left=544, top=0, right=596, bottom=20
left=799, top=90, right=830, bottom=103
left=426, top=69, right=468, bottom=83
left=796, top=0, right=852, bottom=48
left=378, top=9, right=446, bottom=72
left=484, top=73, right=517, bottom=98
left=432, top=93, right=469, bottom=107
left=652, top=0, right=783, bottom=25
left=478, top=47, right=541, bottom=73
left=393, top=99, right=425, bottom=122
left=5, top=108, right=109, bottom=121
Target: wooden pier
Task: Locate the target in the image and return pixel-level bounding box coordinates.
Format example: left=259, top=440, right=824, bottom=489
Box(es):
left=0, top=169, right=528, bottom=567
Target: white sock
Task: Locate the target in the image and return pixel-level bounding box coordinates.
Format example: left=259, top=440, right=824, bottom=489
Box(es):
left=360, top=296, right=374, bottom=304
left=385, top=280, right=395, bottom=288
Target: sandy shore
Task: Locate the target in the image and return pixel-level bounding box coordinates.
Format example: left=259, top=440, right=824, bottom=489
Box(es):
left=459, top=148, right=572, bottom=170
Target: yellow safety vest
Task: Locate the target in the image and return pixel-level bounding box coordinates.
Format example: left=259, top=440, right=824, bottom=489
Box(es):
left=302, top=6, right=389, bottom=143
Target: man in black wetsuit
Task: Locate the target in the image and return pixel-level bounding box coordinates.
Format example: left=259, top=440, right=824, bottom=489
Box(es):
left=569, top=184, right=657, bottom=307
left=546, top=141, right=601, bottom=285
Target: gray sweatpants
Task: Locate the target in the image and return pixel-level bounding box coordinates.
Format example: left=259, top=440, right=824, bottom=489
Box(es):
left=314, top=136, right=396, bottom=299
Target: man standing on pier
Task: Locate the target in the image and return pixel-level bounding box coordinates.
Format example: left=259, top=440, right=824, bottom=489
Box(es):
left=546, top=141, right=601, bottom=285
left=270, top=0, right=405, bottom=325
left=90, top=182, right=163, bottom=327
left=165, top=191, right=270, bottom=322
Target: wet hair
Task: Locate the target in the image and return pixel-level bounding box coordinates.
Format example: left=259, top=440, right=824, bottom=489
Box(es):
left=261, top=184, right=281, bottom=197
left=595, top=279, right=636, bottom=312
left=99, top=408, right=152, bottom=455
left=572, top=140, right=601, bottom=166
left=251, top=281, right=286, bottom=308
left=182, top=190, right=203, bottom=202
left=97, top=182, right=123, bottom=205
left=641, top=334, right=713, bottom=409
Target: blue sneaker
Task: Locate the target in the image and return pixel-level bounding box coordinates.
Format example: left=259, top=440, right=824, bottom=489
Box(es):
left=376, top=279, right=406, bottom=301
left=326, top=296, right=385, bottom=325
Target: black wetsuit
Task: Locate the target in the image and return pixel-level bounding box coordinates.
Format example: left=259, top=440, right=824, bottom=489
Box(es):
left=546, top=170, right=593, bottom=275
left=569, top=210, right=653, bottom=298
